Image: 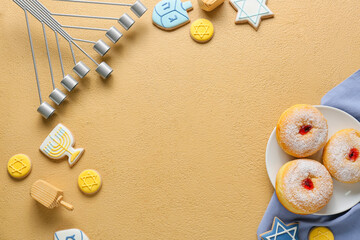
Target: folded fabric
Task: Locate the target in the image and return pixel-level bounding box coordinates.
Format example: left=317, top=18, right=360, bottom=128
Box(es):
left=322, top=69, right=360, bottom=120
left=257, top=69, right=360, bottom=240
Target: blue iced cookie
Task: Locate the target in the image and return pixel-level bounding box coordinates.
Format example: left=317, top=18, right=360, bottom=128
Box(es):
left=54, top=229, right=89, bottom=240
left=260, top=217, right=299, bottom=240
left=152, top=0, right=193, bottom=30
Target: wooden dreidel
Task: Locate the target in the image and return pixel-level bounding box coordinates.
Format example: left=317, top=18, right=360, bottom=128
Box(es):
left=198, top=0, right=224, bottom=11
left=31, top=180, right=74, bottom=211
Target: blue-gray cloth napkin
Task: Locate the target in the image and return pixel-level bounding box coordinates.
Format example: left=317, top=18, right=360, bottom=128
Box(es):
left=257, top=70, right=360, bottom=240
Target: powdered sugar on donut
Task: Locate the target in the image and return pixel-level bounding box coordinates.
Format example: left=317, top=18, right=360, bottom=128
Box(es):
left=324, top=129, right=360, bottom=183
left=283, top=160, right=333, bottom=214
left=278, top=106, right=328, bottom=157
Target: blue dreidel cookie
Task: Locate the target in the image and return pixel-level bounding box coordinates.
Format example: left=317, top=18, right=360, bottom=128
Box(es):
left=54, top=229, right=89, bottom=240
left=152, top=0, right=193, bottom=30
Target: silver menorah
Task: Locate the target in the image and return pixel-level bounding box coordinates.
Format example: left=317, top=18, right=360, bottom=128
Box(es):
left=13, top=0, right=147, bottom=119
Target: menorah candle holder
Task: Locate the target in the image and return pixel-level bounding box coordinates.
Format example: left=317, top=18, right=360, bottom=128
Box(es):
left=73, top=61, right=90, bottom=78
left=106, top=26, right=123, bottom=43
left=37, top=102, right=56, bottom=119
left=93, top=39, right=110, bottom=56
left=40, top=123, right=84, bottom=167
left=49, top=88, right=67, bottom=105
left=118, top=13, right=135, bottom=30
left=13, top=0, right=147, bottom=118
left=61, top=74, right=78, bottom=92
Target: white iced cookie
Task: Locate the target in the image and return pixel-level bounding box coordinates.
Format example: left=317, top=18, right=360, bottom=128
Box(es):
left=54, top=229, right=89, bottom=240
left=40, top=124, right=84, bottom=167
left=229, top=0, right=273, bottom=30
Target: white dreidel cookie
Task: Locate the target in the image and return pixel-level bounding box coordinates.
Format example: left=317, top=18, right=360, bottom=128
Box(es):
left=40, top=124, right=84, bottom=167
left=54, top=229, right=89, bottom=240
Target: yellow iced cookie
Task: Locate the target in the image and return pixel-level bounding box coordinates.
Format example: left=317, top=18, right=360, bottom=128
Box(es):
left=78, top=169, right=102, bottom=195
left=308, top=227, right=334, bottom=240
left=190, top=18, right=214, bottom=43
left=7, top=154, right=32, bottom=179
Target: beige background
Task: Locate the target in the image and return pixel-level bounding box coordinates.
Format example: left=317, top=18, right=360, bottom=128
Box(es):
left=1, top=0, right=360, bottom=239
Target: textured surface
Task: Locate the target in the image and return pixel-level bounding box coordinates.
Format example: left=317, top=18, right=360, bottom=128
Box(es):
left=1, top=0, right=360, bottom=239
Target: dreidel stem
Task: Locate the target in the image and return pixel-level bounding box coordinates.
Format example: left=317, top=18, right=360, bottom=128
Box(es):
left=57, top=196, right=74, bottom=211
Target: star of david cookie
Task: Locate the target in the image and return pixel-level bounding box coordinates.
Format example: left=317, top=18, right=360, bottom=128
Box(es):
left=78, top=169, right=102, bottom=195
left=308, top=227, right=334, bottom=240
left=7, top=154, right=32, bottom=179
left=190, top=18, right=214, bottom=43
left=229, top=0, right=273, bottom=30
left=260, top=217, right=299, bottom=240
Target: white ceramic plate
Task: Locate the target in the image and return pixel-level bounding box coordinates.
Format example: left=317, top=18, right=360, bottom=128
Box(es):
left=266, top=105, right=360, bottom=215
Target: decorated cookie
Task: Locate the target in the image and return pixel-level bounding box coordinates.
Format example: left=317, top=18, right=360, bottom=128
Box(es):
left=198, top=0, right=224, bottom=11
left=229, top=0, right=273, bottom=30
left=78, top=169, right=102, bottom=195
left=40, top=124, right=84, bottom=167
left=7, top=154, right=32, bottom=179
left=260, top=217, right=299, bottom=240
left=54, top=229, right=89, bottom=240
left=190, top=18, right=214, bottom=43
left=152, top=0, right=193, bottom=30
left=308, top=227, right=334, bottom=240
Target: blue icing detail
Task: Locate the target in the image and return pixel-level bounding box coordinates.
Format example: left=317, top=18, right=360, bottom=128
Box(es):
left=54, top=229, right=88, bottom=240
left=152, top=0, right=192, bottom=29
left=66, top=235, right=76, bottom=240
left=260, top=217, right=299, bottom=240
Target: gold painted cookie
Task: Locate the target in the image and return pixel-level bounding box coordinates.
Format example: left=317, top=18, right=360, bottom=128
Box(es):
left=308, top=227, right=334, bottom=240
left=78, top=169, right=102, bottom=195
left=190, top=19, right=214, bottom=43
left=7, top=154, right=32, bottom=179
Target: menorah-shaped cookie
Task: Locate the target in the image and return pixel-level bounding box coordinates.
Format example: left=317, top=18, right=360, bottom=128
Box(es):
left=40, top=123, right=84, bottom=167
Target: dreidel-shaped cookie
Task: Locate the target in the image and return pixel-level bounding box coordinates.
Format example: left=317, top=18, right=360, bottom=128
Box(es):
left=31, top=180, right=74, bottom=211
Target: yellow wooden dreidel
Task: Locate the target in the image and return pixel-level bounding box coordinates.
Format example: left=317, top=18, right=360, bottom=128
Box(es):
left=30, top=180, right=74, bottom=211
left=198, top=0, right=224, bottom=11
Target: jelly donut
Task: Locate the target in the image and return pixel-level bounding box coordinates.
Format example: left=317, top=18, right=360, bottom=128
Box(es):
left=276, top=159, right=333, bottom=215
left=323, top=129, right=360, bottom=183
left=276, top=104, right=328, bottom=158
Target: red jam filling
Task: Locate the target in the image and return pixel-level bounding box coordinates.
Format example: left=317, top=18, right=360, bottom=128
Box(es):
left=299, top=125, right=312, bottom=135
left=302, top=178, right=314, bottom=190
left=348, top=148, right=359, bottom=162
